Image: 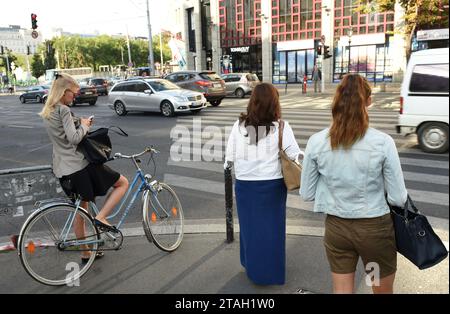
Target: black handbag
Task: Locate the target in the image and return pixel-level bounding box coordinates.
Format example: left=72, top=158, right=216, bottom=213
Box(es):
left=389, top=195, right=448, bottom=270
left=78, top=126, right=128, bottom=164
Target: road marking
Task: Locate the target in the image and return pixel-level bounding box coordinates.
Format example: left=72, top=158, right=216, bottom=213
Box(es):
left=8, top=125, right=34, bottom=129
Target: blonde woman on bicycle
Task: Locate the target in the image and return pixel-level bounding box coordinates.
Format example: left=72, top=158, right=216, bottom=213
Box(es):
left=39, top=73, right=129, bottom=262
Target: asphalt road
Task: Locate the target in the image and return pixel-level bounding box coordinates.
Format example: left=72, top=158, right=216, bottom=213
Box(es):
left=0, top=92, right=448, bottom=240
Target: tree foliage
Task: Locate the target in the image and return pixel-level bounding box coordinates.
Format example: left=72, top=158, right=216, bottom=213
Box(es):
left=356, top=0, right=449, bottom=35
left=48, top=34, right=171, bottom=70
left=31, top=53, right=45, bottom=78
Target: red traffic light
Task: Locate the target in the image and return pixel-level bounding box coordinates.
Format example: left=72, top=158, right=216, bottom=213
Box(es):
left=31, top=13, right=38, bottom=30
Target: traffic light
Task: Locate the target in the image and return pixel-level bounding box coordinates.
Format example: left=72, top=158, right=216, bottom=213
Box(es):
left=31, top=13, right=38, bottom=30
left=323, top=45, right=332, bottom=59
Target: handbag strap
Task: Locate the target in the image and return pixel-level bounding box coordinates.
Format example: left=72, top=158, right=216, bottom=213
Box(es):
left=278, top=120, right=284, bottom=151
left=108, top=126, right=128, bottom=137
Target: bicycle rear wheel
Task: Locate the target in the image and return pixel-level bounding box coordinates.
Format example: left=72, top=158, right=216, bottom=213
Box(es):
left=143, top=183, right=184, bottom=252
left=18, top=204, right=99, bottom=286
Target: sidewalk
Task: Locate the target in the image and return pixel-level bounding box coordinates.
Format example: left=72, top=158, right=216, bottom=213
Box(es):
left=0, top=220, right=448, bottom=294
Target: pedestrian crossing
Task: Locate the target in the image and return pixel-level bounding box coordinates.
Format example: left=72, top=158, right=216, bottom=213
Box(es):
left=164, top=106, right=449, bottom=222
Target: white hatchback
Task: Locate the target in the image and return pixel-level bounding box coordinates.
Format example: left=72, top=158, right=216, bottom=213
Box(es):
left=397, top=48, right=449, bottom=153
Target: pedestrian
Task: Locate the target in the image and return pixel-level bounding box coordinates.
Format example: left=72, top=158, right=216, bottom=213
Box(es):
left=39, top=73, right=129, bottom=262
left=299, top=74, right=407, bottom=294
left=312, top=64, right=322, bottom=93
left=225, top=83, right=302, bottom=285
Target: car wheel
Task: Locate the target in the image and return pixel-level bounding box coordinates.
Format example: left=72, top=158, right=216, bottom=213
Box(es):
left=36, top=95, right=42, bottom=103
left=19, top=96, right=25, bottom=104
left=114, top=101, right=127, bottom=116
left=235, top=88, right=245, bottom=98
left=210, top=100, right=222, bottom=107
left=161, top=101, right=175, bottom=117
left=89, top=100, right=96, bottom=106
left=417, top=122, right=449, bottom=154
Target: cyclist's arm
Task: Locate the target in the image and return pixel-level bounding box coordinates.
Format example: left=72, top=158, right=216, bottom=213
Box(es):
left=60, top=106, right=89, bottom=145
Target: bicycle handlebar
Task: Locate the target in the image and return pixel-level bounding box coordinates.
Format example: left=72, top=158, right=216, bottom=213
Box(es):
left=113, top=147, right=159, bottom=160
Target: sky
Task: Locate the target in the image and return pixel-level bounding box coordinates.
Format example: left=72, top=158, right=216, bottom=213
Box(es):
left=0, top=0, right=171, bottom=38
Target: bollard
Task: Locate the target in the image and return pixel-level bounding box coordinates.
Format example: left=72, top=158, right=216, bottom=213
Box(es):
left=285, top=81, right=288, bottom=95
left=224, top=162, right=234, bottom=243
left=302, top=74, right=307, bottom=94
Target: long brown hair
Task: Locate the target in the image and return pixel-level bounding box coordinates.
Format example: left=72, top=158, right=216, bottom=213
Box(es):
left=329, top=74, right=371, bottom=150
left=239, top=83, right=281, bottom=144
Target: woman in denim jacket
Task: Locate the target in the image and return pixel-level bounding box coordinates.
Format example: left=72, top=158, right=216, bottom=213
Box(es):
left=300, top=74, right=407, bottom=294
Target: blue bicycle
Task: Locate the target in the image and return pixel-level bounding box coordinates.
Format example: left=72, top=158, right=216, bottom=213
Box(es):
left=17, top=147, right=184, bottom=286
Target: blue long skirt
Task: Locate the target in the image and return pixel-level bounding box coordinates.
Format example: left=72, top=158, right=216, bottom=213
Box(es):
left=235, top=178, right=287, bottom=285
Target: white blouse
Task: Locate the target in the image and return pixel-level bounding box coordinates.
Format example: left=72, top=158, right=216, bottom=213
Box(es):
left=225, top=120, right=302, bottom=181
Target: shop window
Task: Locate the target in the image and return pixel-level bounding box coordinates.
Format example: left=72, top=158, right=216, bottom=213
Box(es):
left=273, top=18, right=279, bottom=25
left=293, top=15, right=299, bottom=22
left=294, top=24, right=299, bottom=31
left=377, top=25, right=384, bottom=33
left=307, top=31, right=313, bottom=38
left=343, top=18, right=349, bottom=26
left=301, top=32, right=306, bottom=39
left=335, top=0, right=342, bottom=8
left=273, top=35, right=278, bottom=41
left=335, top=9, right=341, bottom=17
left=368, top=25, right=375, bottom=33
left=272, top=9, right=278, bottom=15
left=286, top=24, right=292, bottom=32
left=273, top=26, right=278, bottom=33
left=293, top=6, right=299, bottom=13
left=387, top=24, right=394, bottom=32
left=335, top=20, right=341, bottom=27
left=315, top=22, right=321, bottom=28
left=359, top=26, right=366, bottom=34
left=387, top=14, right=394, bottom=22
left=377, top=14, right=385, bottom=23
left=315, top=31, right=321, bottom=38
left=294, top=33, right=299, bottom=39
left=287, top=34, right=291, bottom=40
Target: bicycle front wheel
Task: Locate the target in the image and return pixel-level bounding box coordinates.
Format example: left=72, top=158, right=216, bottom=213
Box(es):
left=143, top=183, right=184, bottom=252
left=18, top=204, right=99, bottom=286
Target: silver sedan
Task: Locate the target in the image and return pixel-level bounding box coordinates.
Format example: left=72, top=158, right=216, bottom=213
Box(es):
left=108, top=79, right=207, bottom=117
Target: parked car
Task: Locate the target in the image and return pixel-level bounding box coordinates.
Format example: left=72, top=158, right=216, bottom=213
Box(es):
left=165, top=71, right=226, bottom=106
left=221, top=73, right=260, bottom=98
left=79, top=77, right=109, bottom=95
left=108, top=78, right=207, bottom=117
left=72, top=83, right=98, bottom=106
left=19, top=85, right=51, bottom=103
left=396, top=48, right=449, bottom=153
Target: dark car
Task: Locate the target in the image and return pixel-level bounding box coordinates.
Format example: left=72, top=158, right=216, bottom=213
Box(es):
left=165, top=71, right=226, bottom=106
left=80, top=78, right=109, bottom=95
left=72, top=83, right=98, bottom=106
left=19, top=85, right=51, bottom=103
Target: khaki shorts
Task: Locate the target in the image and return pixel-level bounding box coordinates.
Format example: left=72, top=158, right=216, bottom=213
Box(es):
left=324, top=213, right=397, bottom=279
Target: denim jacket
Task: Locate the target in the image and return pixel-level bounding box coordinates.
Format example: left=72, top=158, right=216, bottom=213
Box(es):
left=299, top=128, right=407, bottom=219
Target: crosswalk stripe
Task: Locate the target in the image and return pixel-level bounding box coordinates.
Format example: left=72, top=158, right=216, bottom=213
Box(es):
left=163, top=173, right=314, bottom=212
left=200, top=110, right=399, bottom=119
left=403, top=171, right=449, bottom=186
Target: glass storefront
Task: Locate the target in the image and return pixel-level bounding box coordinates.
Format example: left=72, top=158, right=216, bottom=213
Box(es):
left=333, top=43, right=393, bottom=82
left=273, top=47, right=315, bottom=83
left=222, top=45, right=262, bottom=80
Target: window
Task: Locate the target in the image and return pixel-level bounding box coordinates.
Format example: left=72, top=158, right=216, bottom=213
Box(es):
left=409, top=64, right=449, bottom=94
left=134, top=83, right=149, bottom=93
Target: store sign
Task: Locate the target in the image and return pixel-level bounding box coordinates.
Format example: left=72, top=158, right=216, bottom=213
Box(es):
left=277, top=40, right=314, bottom=51
left=417, top=29, right=449, bottom=41
left=230, top=46, right=250, bottom=53
left=338, top=33, right=386, bottom=47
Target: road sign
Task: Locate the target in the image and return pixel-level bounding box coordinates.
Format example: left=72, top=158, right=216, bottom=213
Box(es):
left=31, top=31, right=38, bottom=39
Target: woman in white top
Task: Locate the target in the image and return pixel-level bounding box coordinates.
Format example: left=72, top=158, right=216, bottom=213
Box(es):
left=225, top=83, right=302, bottom=285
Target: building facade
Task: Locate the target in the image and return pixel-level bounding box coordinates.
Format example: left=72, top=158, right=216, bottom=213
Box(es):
left=168, top=0, right=409, bottom=83
left=0, top=25, right=42, bottom=55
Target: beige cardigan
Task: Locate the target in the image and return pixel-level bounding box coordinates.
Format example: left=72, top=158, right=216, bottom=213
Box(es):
left=43, top=104, right=90, bottom=178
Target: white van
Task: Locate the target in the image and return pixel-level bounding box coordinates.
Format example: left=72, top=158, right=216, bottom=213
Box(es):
left=397, top=48, right=449, bottom=153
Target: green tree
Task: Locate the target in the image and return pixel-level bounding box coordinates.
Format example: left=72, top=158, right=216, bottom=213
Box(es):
left=43, top=40, right=57, bottom=70
left=356, top=0, right=449, bottom=58
left=31, top=53, right=45, bottom=78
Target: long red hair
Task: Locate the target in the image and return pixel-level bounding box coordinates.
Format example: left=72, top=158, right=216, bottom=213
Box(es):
left=329, top=74, right=371, bottom=150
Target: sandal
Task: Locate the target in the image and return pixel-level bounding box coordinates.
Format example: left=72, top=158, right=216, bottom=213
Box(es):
left=81, top=251, right=105, bottom=264
left=94, top=219, right=119, bottom=233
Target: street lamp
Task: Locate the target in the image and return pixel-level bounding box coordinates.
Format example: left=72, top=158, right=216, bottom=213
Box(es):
left=347, top=29, right=353, bottom=74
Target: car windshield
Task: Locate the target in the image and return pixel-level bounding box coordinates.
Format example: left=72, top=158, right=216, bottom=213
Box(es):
left=147, top=80, right=180, bottom=92
left=91, top=79, right=104, bottom=85
left=42, top=85, right=51, bottom=89
left=200, top=72, right=222, bottom=81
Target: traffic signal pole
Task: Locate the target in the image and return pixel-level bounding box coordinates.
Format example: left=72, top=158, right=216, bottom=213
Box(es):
left=146, top=0, right=155, bottom=76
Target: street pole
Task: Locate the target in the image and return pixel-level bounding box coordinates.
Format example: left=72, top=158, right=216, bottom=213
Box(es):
left=146, top=0, right=155, bottom=76
left=126, top=25, right=132, bottom=67
left=159, top=31, right=164, bottom=74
